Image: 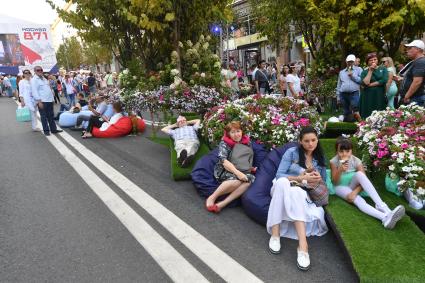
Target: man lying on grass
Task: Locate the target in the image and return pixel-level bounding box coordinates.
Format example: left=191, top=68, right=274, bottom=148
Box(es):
left=161, top=116, right=201, bottom=168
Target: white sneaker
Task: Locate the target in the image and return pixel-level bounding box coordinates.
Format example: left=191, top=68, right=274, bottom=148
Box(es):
left=383, top=205, right=405, bottom=229
left=268, top=236, right=281, bottom=254
left=297, top=249, right=310, bottom=271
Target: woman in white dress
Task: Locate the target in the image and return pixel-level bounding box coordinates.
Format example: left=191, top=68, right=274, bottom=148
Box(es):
left=267, top=126, right=328, bottom=271
left=18, top=70, right=40, bottom=131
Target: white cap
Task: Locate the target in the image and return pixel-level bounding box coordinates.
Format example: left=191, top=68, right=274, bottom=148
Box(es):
left=346, top=54, right=356, bottom=62
left=405, top=40, right=424, bottom=50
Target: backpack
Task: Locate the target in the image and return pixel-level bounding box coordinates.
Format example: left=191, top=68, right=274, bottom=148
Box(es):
left=229, top=143, right=254, bottom=174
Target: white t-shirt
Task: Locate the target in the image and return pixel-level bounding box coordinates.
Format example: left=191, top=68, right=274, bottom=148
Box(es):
left=286, top=74, right=301, bottom=96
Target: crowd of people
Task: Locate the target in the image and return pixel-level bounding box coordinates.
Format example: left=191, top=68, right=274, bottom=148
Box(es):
left=218, top=39, right=425, bottom=124
left=4, top=38, right=424, bottom=272
left=2, top=66, right=122, bottom=136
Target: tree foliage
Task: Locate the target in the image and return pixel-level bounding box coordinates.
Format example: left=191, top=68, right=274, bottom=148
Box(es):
left=47, top=0, right=232, bottom=74
left=252, top=0, right=425, bottom=67
left=55, top=36, right=84, bottom=70
left=82, top=41, right=112, bottom=66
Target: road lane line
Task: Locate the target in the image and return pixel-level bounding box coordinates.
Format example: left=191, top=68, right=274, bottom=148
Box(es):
left=58, top=130, right=263, bottom=283
left=36, top=133, right=209, bottom=282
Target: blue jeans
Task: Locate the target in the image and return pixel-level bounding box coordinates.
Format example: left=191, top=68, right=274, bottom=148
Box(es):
left=341, top=91, right=360, bottom=115
left=68, top=93, right=76, bottom=106
left=411, top=95, right=425, bottom=106
left=39, top=102, right=57, bottom=133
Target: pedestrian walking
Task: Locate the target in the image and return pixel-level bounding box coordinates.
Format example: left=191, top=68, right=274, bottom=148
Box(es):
left=279, top=65, right=289, bottom=96
left=359, top=53, right=388, bottom=118
left=398, top=40, right=425, bottom=106
left=31, top=66, right=62, bottom=136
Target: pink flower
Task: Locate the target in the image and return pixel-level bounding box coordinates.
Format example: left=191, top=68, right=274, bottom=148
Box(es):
left=378, top=142, right=387, bottom=149
left=373, top=160, right=380, bottom=167
left=299, top=118, right=310, bottom=127
left=401, top=143, right=408, bottom=149
left=405, top=129, right=416, bottom=136
left=400, top=122, right=407, bottom=127
left=272, top=118, right=280, bottom=125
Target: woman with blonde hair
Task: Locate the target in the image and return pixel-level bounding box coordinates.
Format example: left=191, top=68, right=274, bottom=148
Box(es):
left=381, top=57, right=398, bottom=109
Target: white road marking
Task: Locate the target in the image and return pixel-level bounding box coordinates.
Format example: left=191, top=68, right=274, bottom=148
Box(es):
left=44, top=134, right=209, bottom=283
left=58, top=130, right=263, bottom=283
left=18, top=99, right=263, bottom=282
left=14, top=100, right=208, bottom=282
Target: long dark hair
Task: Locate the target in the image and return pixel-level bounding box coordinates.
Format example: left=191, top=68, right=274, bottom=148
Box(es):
left=298, top=127, right=326, bottom=168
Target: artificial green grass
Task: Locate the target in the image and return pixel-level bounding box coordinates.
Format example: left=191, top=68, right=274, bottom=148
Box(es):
left=326, top=196, right=425, bottom=283
left=148, top=136, right=210, bottom=180
left=322, top=138, right=425, bottom=282
left=323, top=122, right=358, bottom=138
left=169, top=138, right=210, bottom=181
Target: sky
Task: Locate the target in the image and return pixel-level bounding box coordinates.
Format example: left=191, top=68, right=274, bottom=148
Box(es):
left=0, top=0, right=65, bottom=25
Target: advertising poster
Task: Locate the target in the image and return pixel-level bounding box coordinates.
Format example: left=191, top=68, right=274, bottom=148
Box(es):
left=0, top=23, right=57, bottom=75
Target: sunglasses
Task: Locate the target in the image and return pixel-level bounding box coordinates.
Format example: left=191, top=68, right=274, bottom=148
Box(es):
left=23, top=72, right=31, bottom=75
left=35, top=69, right=43, bottom=72
left=381, top=61, right=387, bottom=63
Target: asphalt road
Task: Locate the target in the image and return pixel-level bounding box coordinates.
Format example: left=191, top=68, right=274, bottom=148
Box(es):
left=0, top=97, right=358, bottom=282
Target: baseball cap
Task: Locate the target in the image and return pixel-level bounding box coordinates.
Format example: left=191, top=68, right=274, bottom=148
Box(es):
left=405, top=39, right=424, bottom=50
left=346, top=54, right=356, bottom=62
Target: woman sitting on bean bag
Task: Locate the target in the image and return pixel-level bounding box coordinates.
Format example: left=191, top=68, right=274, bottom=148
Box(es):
left=82, top=101, right=123, bottom=139
left=267, top=126, right=328, bottom=271
left=205, top=121, right=255, bottom=213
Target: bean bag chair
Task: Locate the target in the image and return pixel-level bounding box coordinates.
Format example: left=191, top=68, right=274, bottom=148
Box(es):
left=241, top=142, right=298, bottom=225
left=58, top=110, right=92, bottom=127
left=136, top=118, right=146, bottom=133
left=191, top=142, right=268, bottom=206
left=92, top=116, right=133, bottom=138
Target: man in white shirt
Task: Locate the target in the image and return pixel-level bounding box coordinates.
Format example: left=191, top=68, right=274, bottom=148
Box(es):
left=31, top=66, right=62, bottom=136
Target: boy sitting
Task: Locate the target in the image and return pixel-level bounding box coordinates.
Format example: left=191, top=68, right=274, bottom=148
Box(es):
left=161, top=116, right=201, bottom=168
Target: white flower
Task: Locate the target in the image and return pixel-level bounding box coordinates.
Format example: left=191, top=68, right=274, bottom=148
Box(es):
left=123, top=69, right=129, bottom=75
left=388, top=165, right=395, bottom=171
left=200, top=72, right=206, bottom=78
left=170, top=69, right=180, bottom=76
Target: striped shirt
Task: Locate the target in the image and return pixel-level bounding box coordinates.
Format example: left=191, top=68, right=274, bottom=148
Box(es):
left=169, top=125, right=199, bottom=141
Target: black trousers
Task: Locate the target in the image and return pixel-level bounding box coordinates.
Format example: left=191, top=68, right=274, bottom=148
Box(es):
left=86, top=116, right=104, bottom=133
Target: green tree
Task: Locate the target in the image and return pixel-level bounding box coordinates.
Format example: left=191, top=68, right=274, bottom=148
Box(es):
left=82, top=41, right=112, bottom=67
left=55, top=36, right=84, bottom=70
left=47, top=0, right=232, bottom=74
left=252, top=0, right=425, bottom=67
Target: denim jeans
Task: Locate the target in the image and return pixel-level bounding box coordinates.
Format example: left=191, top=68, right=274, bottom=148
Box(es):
left=38, top=102, right=57, bottom=133
left=411, top=95, right=425, bottom=106
left=68, top=93, right=76, bottom=106
left=341, top=91, right=360, bottom=115
left=55, top=104, right=71, bottom=119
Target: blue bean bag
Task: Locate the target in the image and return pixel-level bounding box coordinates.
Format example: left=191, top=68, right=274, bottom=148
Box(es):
left=58, top=110, right=93, bottom=127
left=241, top=142, right=298, bottom=225
left=191, top=142, right=268, bottom=206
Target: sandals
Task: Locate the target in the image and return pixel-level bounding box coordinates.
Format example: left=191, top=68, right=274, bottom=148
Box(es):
left=206, top=204, right=221, bottom=214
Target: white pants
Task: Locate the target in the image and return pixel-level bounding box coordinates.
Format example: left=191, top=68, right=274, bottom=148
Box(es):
left=175, top=139, right=200, bottom=157
left=335, top=171, right=391, bottom=220
left=267, top=177, right=328, bottom=240
left=29, top=106, right=38, bottom=130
